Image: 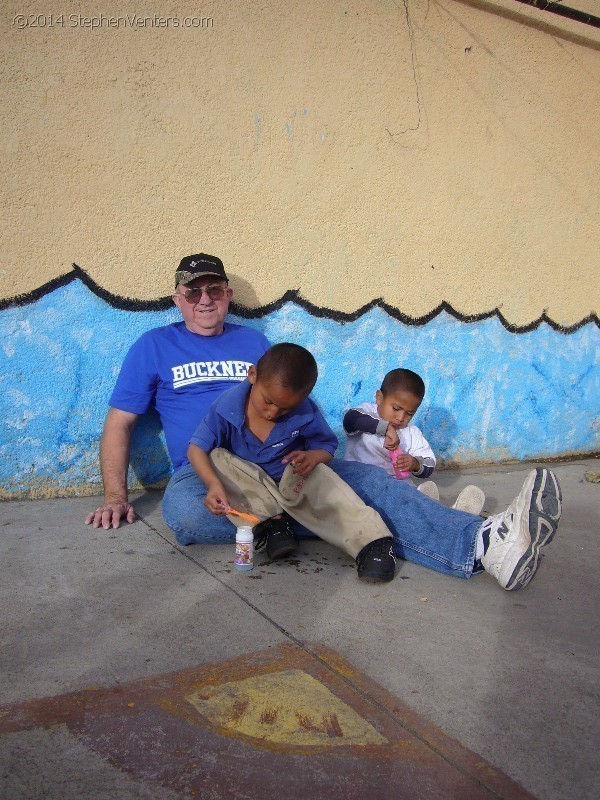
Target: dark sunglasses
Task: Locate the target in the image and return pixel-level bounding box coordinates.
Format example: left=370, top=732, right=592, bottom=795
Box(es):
left=181, top=285, right=227, bottom=303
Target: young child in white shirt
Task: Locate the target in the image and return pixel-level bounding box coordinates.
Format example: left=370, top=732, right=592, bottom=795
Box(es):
left=343, top=368, right=485, bottom=514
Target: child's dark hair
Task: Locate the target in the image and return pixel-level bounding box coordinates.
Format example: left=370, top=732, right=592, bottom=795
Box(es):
left=256, top=343, right=318, bottom=395
left=380, top=368, right=425, bottom=401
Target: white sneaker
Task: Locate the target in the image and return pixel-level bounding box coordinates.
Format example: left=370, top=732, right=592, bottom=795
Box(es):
left=480, top=468, right=562, bottom=590
left=452, top=485, right=485, bottom=515
left=417, top=481, right=439, bottom=502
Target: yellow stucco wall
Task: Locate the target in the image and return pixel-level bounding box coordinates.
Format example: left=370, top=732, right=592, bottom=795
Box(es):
left=2, top=0, right=598, bottom=326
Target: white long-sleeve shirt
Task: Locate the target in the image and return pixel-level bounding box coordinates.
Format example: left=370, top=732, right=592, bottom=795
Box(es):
left=343, top=402, right=436, bottom=479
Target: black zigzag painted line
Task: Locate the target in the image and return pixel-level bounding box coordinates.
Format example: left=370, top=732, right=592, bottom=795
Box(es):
left=0, top=270, right=78, bottom=312
left=0, top=263, right=598, bottom=335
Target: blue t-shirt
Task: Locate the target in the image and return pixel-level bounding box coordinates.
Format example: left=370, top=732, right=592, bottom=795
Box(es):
left=189, top=379, right=338, bottom=480
left=109, top=321, right=270, bottom=470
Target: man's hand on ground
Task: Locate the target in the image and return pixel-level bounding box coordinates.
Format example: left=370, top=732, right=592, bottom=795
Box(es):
left=85, top=501, right=136, bottom=529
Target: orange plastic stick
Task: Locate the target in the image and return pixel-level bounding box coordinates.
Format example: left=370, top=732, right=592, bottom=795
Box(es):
left=226, top=508, right=259, bottom=525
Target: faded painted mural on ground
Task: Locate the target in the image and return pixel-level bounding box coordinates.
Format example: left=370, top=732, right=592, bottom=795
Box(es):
left=0, top=280, right=598, bottom=498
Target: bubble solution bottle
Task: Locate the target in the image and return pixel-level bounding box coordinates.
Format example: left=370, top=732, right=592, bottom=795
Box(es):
left=235, top=526, right=254, bottom=571
left=388, top=447, right=411, bottom=479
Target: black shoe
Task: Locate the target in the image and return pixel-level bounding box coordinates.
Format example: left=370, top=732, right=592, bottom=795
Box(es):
left=254, top=514, right=298, bottom=560
left=355, top=537, right=395, bottom=582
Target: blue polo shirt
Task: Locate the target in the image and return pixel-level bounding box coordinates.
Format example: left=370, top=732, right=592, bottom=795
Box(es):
left=189, top=379, right=338, bottom=480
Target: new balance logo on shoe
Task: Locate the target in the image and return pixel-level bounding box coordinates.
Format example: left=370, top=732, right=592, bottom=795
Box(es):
left=495, top=520, right=510, bottom=541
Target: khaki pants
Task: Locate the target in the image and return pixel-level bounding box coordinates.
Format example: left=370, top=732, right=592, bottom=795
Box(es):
left=210, top=449, right=392, bottom=559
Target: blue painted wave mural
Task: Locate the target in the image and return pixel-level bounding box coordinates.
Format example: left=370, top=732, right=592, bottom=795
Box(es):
left=1, top=279, right=598, bottom=496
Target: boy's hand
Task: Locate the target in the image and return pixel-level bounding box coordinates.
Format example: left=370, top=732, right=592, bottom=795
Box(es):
left=204, top=485, right=230, bottom=515
left=384, top=425, right=400, bottom=450
left=282, top=449, right=330, bottom=478
left=393, top=453, right=420, bottom=473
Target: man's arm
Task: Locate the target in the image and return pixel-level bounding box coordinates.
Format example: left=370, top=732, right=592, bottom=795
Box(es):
left=85, top=408, right=139, bottom=529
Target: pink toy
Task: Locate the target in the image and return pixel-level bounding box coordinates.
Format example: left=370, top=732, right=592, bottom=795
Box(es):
left=388, top=447, right=411, bottom=479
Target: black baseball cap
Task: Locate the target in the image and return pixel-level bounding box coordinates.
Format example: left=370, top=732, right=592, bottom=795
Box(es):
left=175, top=254, right=228, bottom=287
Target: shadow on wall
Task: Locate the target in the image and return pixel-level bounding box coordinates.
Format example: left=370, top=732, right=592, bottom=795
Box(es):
left=418, top=406, right=458, bottom=462
left=228, top=273, right=262, bottom=310
left=130, top=409, right=172, bottom=490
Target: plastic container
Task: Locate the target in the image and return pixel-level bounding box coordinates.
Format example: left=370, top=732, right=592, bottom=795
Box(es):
left=388, top=447, right=411, bottom=479
left=235, top=526, right=254, bottom=571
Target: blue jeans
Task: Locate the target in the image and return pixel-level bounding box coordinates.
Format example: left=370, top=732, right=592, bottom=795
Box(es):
left=162, top=459, right=482, bottom=579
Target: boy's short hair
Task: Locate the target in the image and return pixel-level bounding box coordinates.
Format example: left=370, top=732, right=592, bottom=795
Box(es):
left=256, top=343, right=318, bottom=395
left=380, top=368, right=425, bottom=401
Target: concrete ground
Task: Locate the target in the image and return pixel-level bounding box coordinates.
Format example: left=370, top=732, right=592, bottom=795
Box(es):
left=0, top=458, right=598, bottom=799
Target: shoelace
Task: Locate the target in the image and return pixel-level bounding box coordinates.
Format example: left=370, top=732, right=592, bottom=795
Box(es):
left=481, top=509, right=512, bottom=537
left=253, top=526, right=271, bottom=552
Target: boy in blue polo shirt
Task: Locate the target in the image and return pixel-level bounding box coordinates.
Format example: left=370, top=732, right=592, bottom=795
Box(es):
left=187, top=343, right=396, bottom=582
